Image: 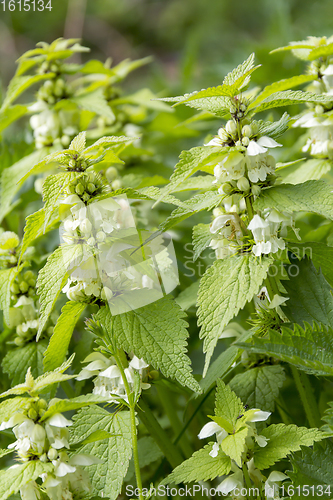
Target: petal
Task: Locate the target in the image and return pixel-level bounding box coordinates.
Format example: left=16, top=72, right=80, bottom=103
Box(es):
left=209, top=442, right=219, bottom=458
left=247, top=140, right=267, bottom=156
left=198, top=421, right=223, bottom=439
left=257, top=136, right=282, bottom=148
left=255, top=434, right=269, bottom=447
left=216, top=475, right=242, bottom=494
left=267, top=471, right=288, bottom=482
left=46, top=414, right=73, bottom=428
left=248, top=410, right=271, bottom=422
left=70, top=454, right=102, bottom=466
left=268, top=294, right=289, bottom=309
left=55, top=462, right=76, bottom=477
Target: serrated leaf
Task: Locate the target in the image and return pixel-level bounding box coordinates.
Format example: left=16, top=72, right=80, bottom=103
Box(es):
left=308, top=42, right=333, bottom=60
left=154, top=146, right=225, bottom=204
left=70, top=89, right=115, bottom=121
left=221, top=427, right=248, bottom=466
left=251, top=75, right=317, bottom=108
left=83, top=135, right=133, bottom=153
left=171, top=175, right=215, bottom=192
left=175, top=281, right=200, bottom=311
left=215, top=380, right=244, bottom=427
left=111, top=297, right=201, bottom=393
left=0, top=105, right=27, bottom=133
left=42, top=172, right=78, bottom=229
left=36, top=244, right=88, bottom=338
left=2, top=340, right=47, bottom=385
left=70, top=405, right=132, bottom=500
left=0, top=150, right=45, bottom=222
left=290, top=242, right=333, bottom=288
left=254, top=180, right=333, bottom=220
left=257, top=112, right=290, bottom=139
left=0, top=397, right=31, bottom=424
left=289, top=441, right=333, bottom=487
left=253, top=423, right=324, bottom=470
left=43, top=301, right=87, bottom=372
left=240, top=322, right=333, bottom=376
left=282, top=257, right=333, bottom=327
left=223, top=53, right=255, bottom=87
left=31, top=354, right=75, bottom=395
left=280, top=159, right=332, bottom=184
left=1, top=73, right=54, bottom=110
left=0, top=267, right=18, bottom=326
left=160, top=191, right=222, bottom=232
left=40, top=394, right=109, bottom=421
left=19, top=208, right=60, bottom=264
left=192, top=223, right=212, bottom=261
left=69, top=131, right=86, bottom=151
left=162, top=443, right=231, bottom=484
left=229, top=365, right=285, bottom=412
left=198, top=254, right=273, bottom=375
left=250, top=90, right=333, bottom=114
left=0, top=461, right=53, bottom=500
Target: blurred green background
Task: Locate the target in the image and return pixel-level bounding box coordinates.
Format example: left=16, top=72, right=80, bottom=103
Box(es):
left=1, top=0, right=333, bottom=95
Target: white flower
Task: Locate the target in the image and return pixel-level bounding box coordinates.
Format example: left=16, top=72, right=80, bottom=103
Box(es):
left=264, top=471, right=288, bottom=500
left=198, top=422, right=228, bottom=457
left=247, top=136, right=282, bottom=156
left=20, top=480, right=41, bottom=500
left=248, top=214, right=286, bottom=256
left=247, top=410, right=271, bottom=422
left=216, top=465, right=244, bottom=496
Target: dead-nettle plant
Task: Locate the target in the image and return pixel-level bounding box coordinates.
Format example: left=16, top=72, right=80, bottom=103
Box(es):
left=0, top=36, right=333, bottom=500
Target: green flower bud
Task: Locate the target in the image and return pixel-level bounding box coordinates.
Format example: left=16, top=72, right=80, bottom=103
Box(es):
left=240, top=103, right=247, bottom=112
left=225, top=120, right=237, bottom=136
left=69, top=159, right=76, bottom=169
left=0, top=231, right=19, bottom=250
left=242, top=125, right=252, bottom=137
left=14, top=337, right=25, bottom=347
left=251, top=121, right=259, bottom=135
left=212, top=207, right=224, bottom=218
left=82, top=193, right=90, bottom=202
left=40, top=453, right=48, bottom=462
left=87, top=183, right=96, bottom=193
left=10, top=283, right=20, bottom=294
left=19, top=281, right=29, bottom=293
left=28, top=408, right=38, bottom=420
left=48, top=447, right=58, bottom=461
left=242, top=137, right=250, bottom=147
left=28, top=279, right=36, bottom=287
left=315, top=105, right=325, bottom=115
left=75, top=183, right=85, bottom=196
left=251, top=184, right=261, bottom=197
left=87, top=172, right=95, bottom=183
left=106, top=167, right=118, bottom=182
left=38, top=398, right=47, bottom=409
left=221, top=183, right=233, bottom=195
left=236, top=177, right=250, bottom=192
left=44, top=80, right=54, bottom=91
left=24, top=271, right=34, bottom=281
left=50, top=64, right=58, bottom=73
left=229, top=104, right=237, bottom=114
left=96, top=231, right=106, bottom=242
left=87, top=237, right=96, bottom=246
left=112, top=179, right=122, bottom=190
left=149, top=370, right=160, bottom=380
left=235, top=140, right=242, bottom=147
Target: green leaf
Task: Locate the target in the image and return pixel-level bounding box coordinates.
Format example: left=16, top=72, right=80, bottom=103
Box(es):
left=215, top=380, right=244, bottom=428
left=198, top=254, right=273, bottom=375
left=42, top=172, right=77, bottom=229
left=0, top=105, right=27, bottom=133
left=282, top=256, right=333, bottom=327
left=0, top=150, right=45, bottom=222
left=251, top=75, right=317, bottom=108
left=253, top=423, right=324, bottom=470
left=0, top=267, right=18, bottom=326
left=162, top=443, right=231, bottom=484
left=126, top=436, right=163, bottom=481
left=112, top=297, right=201, bottom=393
left=192, top=223, right=212, bottom=261
left=280, top=159, right=332, bottom=184
left=40, top=394, right=109, bottom=421
left=154, top=146, right=225, bottom=204
left=171, top=175, right=215, bottom=192
left=2, top=340, right=47, bottom=385
left=83, top=135, right=133, bottom=153
left=160, top=191, right=222, bottom=232
left=239, top=322, right=333, bottom=376
left=70, top=89, right=115, bottom=121
left=175, top=281, right=200, bottom=311
left=43, top=301, right=87, bottom=371
left=69, top=131, right=86, bottom=151
left=0, top=461, right=53, bottom=500
left=1, top=73, right=54, bottom=110
left=289, top=441, right=333, bottom=487
left=254, top=180, right=333, bottom=220
left=257, top=112, right=290, bottom=139
left=0, top=397, right=31, bottom=424
left=70, top=405, right=132, bottom=500
left=288, top=242, right=333, bottom=288
left=223, top=53, right=256, bottom=87
left=19, top=208, right=60, bottom=264
left=36, top=244, right=88, bottom=338
left=308, top=42, right=333, bottom=60
left=31, top=354, right=75, bottom=395
left=229, top=365, right=286, bottom=412
left=250, top=90, right=333, bottom=114
left=221, top=427, right=248, bottom=467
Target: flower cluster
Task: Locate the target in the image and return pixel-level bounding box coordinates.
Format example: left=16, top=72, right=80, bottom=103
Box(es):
left=77, top=352, right=150, bottom=404
left=0, top=231, right=20, bottom=267
left=0, top=396, right=95, bottom=500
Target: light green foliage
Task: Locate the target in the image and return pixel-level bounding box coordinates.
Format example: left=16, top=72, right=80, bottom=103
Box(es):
left=251, top=75, right=317, bottom=108
left=221, top=427, right=248, bottom=467
left=42, top=172, right=77, bottom=228
left=240, top=322, right=333, bottom=376
left=163, top=443, right=231, bottom=484
left=253, top=424, right=324, bottom=470
left=229, top=365, right=286, bottom=412
left=70, top=88, right=115, bottom=121
left=43, top=301, right=86, bottom=371
left=1, top=73, right=54, bottom=110
left=2, top=340, right=47, bottom=385
left=257, top=112, right=290, bottom=138
left=289, top=442, right=333, bottom=487
left=70, top=405, right=132, bottom=500
left=198, top=254, right=273, bottom=375
left=36, top=244, right=89, bottom=338
left=112, top=297, right=201, bottom=392
left=254, top=180, right=333, bottom=220
left=69, top=131, right=86, bottom=151
left=175, top=281, right=200, bottom=310
left=250, top=90, right=333, bottom=113
left=0, top=461, right=53, bottom=500
left=0, top=105, right=27, bottom=134
left=0, top=396, right=31, bottom=424
left=40, top=394, right=109, bottom=421
left=215, top=380, right=244, bottom=429
left=192, top=223, right=212, bottom=261
left=0, top=267, right=18, bottom=326
left=280, top=159, right=332, bottom=184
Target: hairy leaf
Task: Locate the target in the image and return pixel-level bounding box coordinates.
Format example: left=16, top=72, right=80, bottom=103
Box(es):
left=2, top=340, right=47, bottom=385
left=192, top=223, right=212, bottom=261
left=289, top=441, right=333, bottom=487
left=0, top=461, right=53, bottom=500
left=0, top=267, right=18, bottom=326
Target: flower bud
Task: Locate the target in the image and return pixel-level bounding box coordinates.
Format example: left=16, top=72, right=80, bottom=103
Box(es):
left=149, top=370, right=160, bottom=380
left=221, top=183, right=233, bottom=195
left=40, top=453, right=48, bottom=462
left=38, top=398, right=47, bottom=409
left=79, top=219, right=92, bottom=234
left=212, top=207, right=224, bottom=218
left=69, top=159, right=76, bottom=169
left=315, top=105, right=324, bottom=114
left=112, top=179, right=122, bottom=190
left=14, top=337, right=25, bottom=347
left=240, top=103, right=247, bottom=112
left=229, top=104, right=237, bottom=114
left=251, top=184, right=261, bottom=197
left=82, top=193, right=90, bottom=202
left=87, top=237, right=96, bottom=246
left=242, top=125, right=252, bottom=137
left=10, top=283, right=20, bottom=294
left=101, top=287, right=113, bottom=301
left=235, top=140, right=242, bottom=147
left=96, top=231, right=106, bottom=242
left=251, top=121, right=259, bottom=135
left=87, top=183, right=96, bottom=194
left=242, top=137, right=250, bottom=146
left=19, top=281, right=29, bottom=293
left=48, top=447, right=58, bottom=461
left=75, top=183, right=85, bottom=196
left=217, top=128, right=229, bottom=142
left=0, top=231, right=19, bottom=250
left=50, top=64, right=58, bottom=73
left=237, top=177, right=250, bottom=192
left=28, top=408, right=38, bottom=420
left=225, top=120, right=237, bottom=136
left=106, top=167, right=118, bottom=182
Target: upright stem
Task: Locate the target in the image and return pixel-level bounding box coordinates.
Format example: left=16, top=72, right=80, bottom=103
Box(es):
left=242, top=462, right=254, bottom=500
left=290, top=366, right=321, bottom=428
left=245, top=195, right=254, bottom=221
left=114, top=352, right=144, bottom=500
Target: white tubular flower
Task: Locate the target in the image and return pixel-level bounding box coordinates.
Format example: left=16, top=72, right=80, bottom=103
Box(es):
left=214, top=152, right=246, bottom=184
left=264, top=471, right=288, bottom=500
left=20, top=480, right=41, bottom=500
left=246, top=153, right=276, bottom=183
left=210, top=213, right=243, bottom=260
left=45, top=414, right=72, bottom=450
left=216, top=465, right=244, bottom=496
left=247, top=136, right=282, bottom=156
left=248, top=214, right=286, bottom=256
left=247, top=410, right=271, bottom=422
left=198, top=422, right=228, bottom=458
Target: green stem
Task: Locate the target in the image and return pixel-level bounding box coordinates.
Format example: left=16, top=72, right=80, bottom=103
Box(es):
left=290, top=366, right=321, bottom=428
left=137, top=398, right=184, bottom=469
left=242, top=462, right=254, bottom=500
left=245, top=195, right=254, bottom=221
left=114, top=352, right=144, bottom=500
